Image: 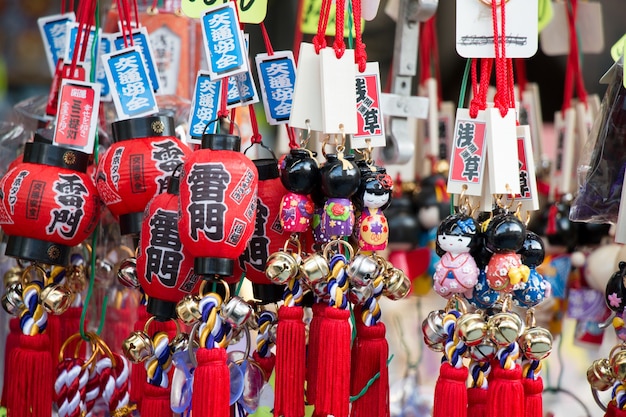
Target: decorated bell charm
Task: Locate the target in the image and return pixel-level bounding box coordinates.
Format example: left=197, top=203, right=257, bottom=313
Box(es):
left=3, top=266, right=22, bottom=288
left=347, top=254, right=382, bottom=287
left=349, top=281, right=375, bottom=305
left=488, top=311, right=524, bottom=346
left=176, top=294, right=202, bottom=325
left=170, top=332, right=191, bottom=354
left=587, top=358, right=615, bottom=391
left=117, top=258, right=140, bottom=288
left=40, top=283, right=73, bottom=315
left=468, top=339, right=498, bottom=362
left=422, top=310, right=448, bottom=352
left=1, top=283, right=23, bottom=315
left=122, top=331, right=154, bottom=363
left=222, top=296, right=254, bottom=330
left=300, top=252, right=330, bottom=289
left=383, top=267, right=411, bottom=300
left=518, top=326, right=553, bottom=361
left=455, top=312, right=488, bottom=347
left=265, top=251, right=300, bottom=285
left=610, top=348, right=626, bottom=382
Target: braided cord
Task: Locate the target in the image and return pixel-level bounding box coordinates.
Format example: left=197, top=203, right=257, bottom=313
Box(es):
left=84, top=364, right=102, bottom=416
left=443, top=310, right=466, bottom=368
left=256, top=311, right=276, bottom=358
left=110, top=355, right=133, bottom=416
left=496, top=342, right=520, bottom=370
left=522, top=358, right=542, bottom=380
left=327, top=253, right=349, bottom=309
left=55, top=358, right=88, bottom=417
left=361, top=273, right=384, bottom=326
left=146, top=332, right=173, bottom=388
left=199, top=293, right=222, bottom=348
left=469, top=360, right=491, bottom=389
left=283, top=276, right=304, bottom=308
left=616, top=383, right=626, bottom=409
left=20, top=281, right=48, bottom=335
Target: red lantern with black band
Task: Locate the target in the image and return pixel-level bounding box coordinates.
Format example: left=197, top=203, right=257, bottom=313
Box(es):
left=136, top=173, right=201, bottom=319
left=0, top=139, right=99, bottom=265
left=179, top=133, right=259, bottom=280
left=96, top=116, right=190, bottom=236
left=233, top=157, right=288, bottom=303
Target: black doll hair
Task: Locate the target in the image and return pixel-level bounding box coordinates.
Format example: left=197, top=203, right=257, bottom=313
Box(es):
left=353, top=170, right=393, bottom=211
left=435, top=214, right=477, bottom=256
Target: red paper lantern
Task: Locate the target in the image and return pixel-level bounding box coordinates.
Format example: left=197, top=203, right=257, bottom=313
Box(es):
left=96, top=116, right=191, bottom=235
left=179, top=134, right=258, bottom=278
left=233, top=158, right=287, bottom=300
left=0, top=141, right=100, bottom=265
left=135, top=174, right=200, bottom=319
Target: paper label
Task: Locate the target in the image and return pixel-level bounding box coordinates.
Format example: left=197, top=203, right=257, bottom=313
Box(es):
left=201, top=3, right=248, bottom=80
left=53, top=80, right=101, bottom=154
left=352, top=62, right=385, bottom=148
left=486, top=108, right=520, bottom=194
left=97, top=34, right=113, bottom=100
left=102, top=46, right=159, bottom=119
left=513, top=125, right=539, bottom=212
left=320, top=48, right=357, bottom=134
left=114, top=28, right=161, bottom=92
left=188, top=71, right=222, bottom=144
left=540, top=1, right=604, bottom=56
left=38, top=13, right=76, bottom=76
left=150, top=25, right=182, bottom=95
left=447, top=108, right=488, bottom=196
left=551, top=108, right=577, bottom=197
left=300, top=0, right=362, bottom=37
left=46, top=61, right=87, bottom=117
left=456, top=0, right=538, bottom=58
left=521, top=83, right=544, bottom=163
left=438, top=101, right=456, bottom=161
left=181, top=0, right=268, bottom=24
left=426, top=78, right=439, bottom=157
left=226, top=71, right=259, bottom=108
left=575, top=101, right=594, bottom=157
left=290, top=43, right=323, bottom=131
left=256, top=51, right=296, bottom=125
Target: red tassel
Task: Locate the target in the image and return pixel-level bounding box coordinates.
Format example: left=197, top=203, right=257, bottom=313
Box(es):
left=275, top=305, right=306, bottom=417
left=523, top=377, right=543, bottom=417
left=46, top=313, right=61, bottom=361
left=606, top=401, right=617, bottom=417
left=487, top=363, right=525, bottom=417
left=432, top=362, right=468, bottom=417
left=105, top=306, right=134, bottom=352
left=192, top=347, right=230, bottom=417
left=350, top=320, right=389, bottom=417
left=252, top=351, right=276, bottom=382
left=467, top=387, right=488, bottom=417
left=315, top=307, right=351, bottom=417
left=306, top=302, right=325, bottom=406
left=6, top=334, right=54, bottom=417
left=1, top=318, right=20, bottom=407
left=142, top=383, right=173, bottom=417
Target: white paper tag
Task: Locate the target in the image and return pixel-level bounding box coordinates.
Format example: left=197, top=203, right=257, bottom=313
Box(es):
left=363, top=0, right=381, bottom=20
left=38, top=13, right=76, bottom=76
left=425, top=78, right=439, bottom=158
left=551, top=108, right=577, bottom=197
left=188, top=70, right=222, bottom=144
left=486, top=108, right=520, bottom=195
left=512, top=125, right=539, bottom=212
left=226, top=71, right=259, bottom=109
left=615, top=173, right=626, bottom=244
left=255, top=51, right=296, bottom=125
left=447, top=108, right=489, bottom=196
left=521, top=83, right=544, bottom=162
left=352, top=62, right=386, bottom=148
left=540, top=1, right=604, bottom=56
left=149, top=25, right=182, bottom=95
left=320, top=48, right=358, bottom=134
left=438, top=101, right=456, bottom=161
left=53, top=80, right=101, bottom=154
left=456, top=0, right=538, bottom=58
left=102, top=46, right=159, bottom=119
left=114, top=27, right=162, bottom=92
left=290, top=43, right=323, bottom=131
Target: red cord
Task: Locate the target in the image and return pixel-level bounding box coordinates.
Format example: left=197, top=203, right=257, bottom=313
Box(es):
left=352, top=0, right=367, bottom=72
left=218, top=78, right=229, bottom=118
left=132, top=0, right=139, bottom=28
left=515, top=59, right=527, bottom=95
left=313, top=0, right=333, bottom=53
left=229, top=108, right=236, bottom=134
left=432, top=17, right=442, bottom=108
left=260, top=22, right=275, bottom=56
left=419, top=20, right=432, bottom=85
left=293, top=0, right=305, bottom=61
left=333, top=0, right=346, bottom=58
left=469, top=59, right=492, bottom=119
left=491, top=0, right=510, bottom=117
left=248, top=105, right=263, bottom=144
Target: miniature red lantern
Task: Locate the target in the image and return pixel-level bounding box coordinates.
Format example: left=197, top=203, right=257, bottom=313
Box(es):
left=135, top=174, right=201, bottom=319
left=0, top=141, right=100, bottom=265
left=96, top=116, right=190, bottom=235
left=233, top=158, right=287, bottom=301
left=179, top=134, right=259, bottom=278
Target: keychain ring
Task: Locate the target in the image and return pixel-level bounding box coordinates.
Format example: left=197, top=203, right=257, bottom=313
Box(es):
left=144, top=316, right=182, bottom=337
left=21, top=264, right=48, bottom=287
left=299, top=120, right=312, bottom=149
left=59, top=331, right=90, bottom=362
left=91, top=334, right=118, bottom=368
left=188, top=322, right=200, bottom=368
left=199, top=279, right=230, bottom=303
left=322, top=239, right=355, bottom=261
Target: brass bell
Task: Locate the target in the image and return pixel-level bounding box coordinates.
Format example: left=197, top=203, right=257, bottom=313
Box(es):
left=170, top=332, right=190, bottom=353
left=122, top=331, right=154, bottom=363
left=469, top=339, right=497, bottom=362
left=610, top=349, right=626, bottom=382
left=518, top=326, right=553, bottom=361
left=422, top=310, right=447, bottom=352
left=587, top=358, right=615, bottom=391
left=65, top=264, right=87, bottom=293
left=222, top=296, right=254, bottom=330
left=176, top=295, right=202, bottom=325
left=3, top=266, right=22, bottom=288
left=455, top=313, right=488, bottom=347
left=1, top=282, right=23, bottom=315
left=348, top=282, right=374, bottom=305
left=488, top=311, right=524, bottom=346
left=265, top=251, right=300, bottom=285
left=117, top=258, right=140, bottom=288
left=300, top=253, right=330, bottom=289
left=40, top=284, right=73, bottom=315
left=347, top=255, right=381, bottom=287
left=383, top=268, right=411, bottom=300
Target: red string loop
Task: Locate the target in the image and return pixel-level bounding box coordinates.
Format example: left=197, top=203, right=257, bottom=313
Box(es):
left=313, top=0, right=333, bottom=53
left=492, top=0, right=510, bottom=117
left=248, top=105, right=263, bottom=144
left=260, top=22, right=275, bottom=56
left=217, top=78, right=229, bottom=118
left=469, top=59, right=492, bottom=119
left=333, top=0, right=346, bottom=58
left=352, top=0, right=367, bottom=72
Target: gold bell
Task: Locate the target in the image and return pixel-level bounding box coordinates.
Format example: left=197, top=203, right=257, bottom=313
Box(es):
left=3, top=266, right=22, bottom=288
left=176, top=295, right=202, bottom=325
left=518, top=326, right=553, bottom=361
left=122, top=331, right=154, bottom=363
left=455, top=313, right=488, bottom=347
left=265, top=251, right=300, bottom=285
left=2, top=282, right=23, bottom=315
left=422, top=310, right=448, bottom=352
left=300, top=253, right=330, bottom=289
left=383, top=268, right=411, bottom=300
left=488, top=311, right=524, bottom=346
left=587, top=358, right=615, bottom=391
left=40, top=284, right=73, bottom=315
left=65, top=264, right=87, bottom=293
left=469, top=339, right=497, bottom=362
left=610, top=348, right=626, bottom=382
